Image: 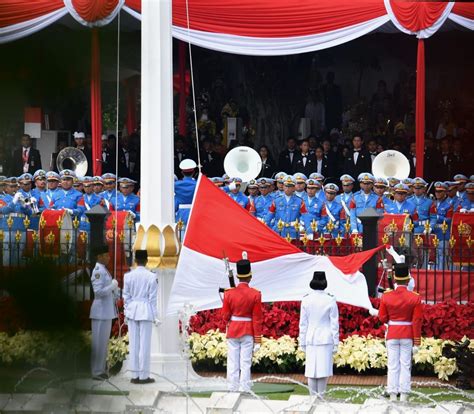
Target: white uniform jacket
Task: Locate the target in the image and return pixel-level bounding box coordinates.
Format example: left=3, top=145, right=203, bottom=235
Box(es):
left=299, top=291, right=339, bottom=347
left=123, top=266, right=158, bottom=321
left=89, top=263, right=118, bottom=320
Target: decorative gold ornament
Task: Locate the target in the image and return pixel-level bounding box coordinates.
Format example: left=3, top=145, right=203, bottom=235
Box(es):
left=56, top=216, right=63, bottom=230
left=344, top=220, right=351, bottom=234
left=432, top=235, right=440, bottom=248
left=389, top=219, right=398, bottom=233
left=406, top=222, right=414, bottom=232
left=6, top=216, right=13, bottom=229
left=449, top=236, right=456, bottom=249
left=119, top=231, right=125, bottom=242
left=457, top=221, right=471, bottom=237
left=285, top=233, right=292, bottom=243
left=277, top=219, right=284, bottom=232
left=126, top=215, right=135, bottom=229
left=111, top=217, right=117, bottom=229
left=326, top=220, right=335, bottom=233
left=318, top=235, right=326, bottom=246
left=79, top=231, right=88, bottom=243
left=176, top=219, right=184, bottom=232
left=466, top=236, right=473, bottom=249
left=398, top=234, right=406, bottom=247
left=414, top=234, right=423, bottom=247
left=335, top=234, right=343, bottom=246
left=31, top=231, right=39, bottom=243
left=72, top=216, right=80, bottom=229
left=301, top=230, right=308, bottom=246
left=65, top=232, right=71, bottom=243
left=382, top=233, right=390, bottom=244
left=15, top=230, right=22, bottom=243
left=39, top=215, right=46, bottom=229
left=441, top=220, right=448, bottom=234
left=424, top=221, right=431, bottom=234
left=45, top=231, right=55, bottom=245
left=310, top=219, right=318, bottom=233
left=0, top=230, right=4, bottom=242
left=23, top=216, right=30, bottom=229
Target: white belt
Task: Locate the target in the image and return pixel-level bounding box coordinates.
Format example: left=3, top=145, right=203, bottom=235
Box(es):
left=388, top=321, right=412, bottom=326
left=179, top=204, right=192, bottom=209
left=231, top=316, right=252, bottom=322
left=9, top=213, right=26, bottom=218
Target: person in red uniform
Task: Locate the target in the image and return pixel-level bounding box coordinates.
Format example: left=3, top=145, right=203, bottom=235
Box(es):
left=375, top=263, right=423, bottom=402
left=221, top=259, right=263, bottom=393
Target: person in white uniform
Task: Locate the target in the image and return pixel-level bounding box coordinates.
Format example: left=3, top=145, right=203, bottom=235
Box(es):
left=299, top=271, right=339, bottom=396
left=123, top=249, right=159, bottom=384
left=89, top=244, right=118, bottom=380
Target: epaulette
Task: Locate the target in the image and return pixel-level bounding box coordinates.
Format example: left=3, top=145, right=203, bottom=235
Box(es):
left=383, top=288, right=393, bottom=294
left=412, top=290, right=420, bottom=295
left=224, top=287, right=234, bottom=291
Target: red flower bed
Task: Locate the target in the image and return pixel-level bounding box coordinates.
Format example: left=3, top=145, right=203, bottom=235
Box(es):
left=189, top=299, right=474, bottom=341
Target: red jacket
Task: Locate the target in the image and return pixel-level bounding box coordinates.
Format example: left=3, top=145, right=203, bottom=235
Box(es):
left=222, top=282, right=263, bottom=343
left=379, top=285, right=423, bottom=345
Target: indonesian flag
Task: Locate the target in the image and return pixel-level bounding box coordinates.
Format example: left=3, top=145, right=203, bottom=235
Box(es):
left=24, top=107, right=42, bottom=138
left=168, top=175, right=384, bottom=314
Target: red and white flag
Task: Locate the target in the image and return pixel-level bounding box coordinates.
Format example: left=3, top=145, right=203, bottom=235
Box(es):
left=168, top=175, right=383, bottom=314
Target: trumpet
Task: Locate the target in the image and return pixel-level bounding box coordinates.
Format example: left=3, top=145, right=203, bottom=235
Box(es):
left=17, top=193, right=40, bottom=215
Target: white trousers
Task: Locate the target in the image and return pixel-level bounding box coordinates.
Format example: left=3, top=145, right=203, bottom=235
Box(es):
left=308, top=377, right=328, bottom=396
left=227, top=335, right=254, bottom=392
left=387, top=338, right=413, bottom=394
left=91, top=319, right=112, bottom=376
left=128, top=320, right=153, bottom=380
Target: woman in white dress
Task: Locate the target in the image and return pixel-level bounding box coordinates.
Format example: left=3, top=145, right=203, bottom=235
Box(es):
left=299, top=271, right=339, bottom=396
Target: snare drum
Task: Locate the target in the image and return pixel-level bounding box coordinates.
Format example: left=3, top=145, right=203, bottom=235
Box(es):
left=38, top=209, right=73, bottom=256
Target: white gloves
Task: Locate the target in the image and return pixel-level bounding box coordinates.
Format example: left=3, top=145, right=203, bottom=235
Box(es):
left=386, top=245, right=404, bottom=264
left=128, top=211, right=136, bottom=219
left=154, top=318, right=162, bottom=326
left=412, top=346, right=419, bottom=356
left=369, top=308, right=379, bottom=317
left=228, top=181, right=237, bottom=191
left=351, top=230, right=358, bottom=234
left=460, top=209, right=467, bottom=213
left=30, top=197, right=37, bottom=204
left=111, top=279, right=119, bottom=290
left=65, top=208, right=74, bottom=215
left=12, top=192, right=22, bottom=204
left=253, top=343, right=261, bottom=353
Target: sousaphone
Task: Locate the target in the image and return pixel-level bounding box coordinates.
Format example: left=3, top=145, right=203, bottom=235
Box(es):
left=56, top=147, right=88, bottom=177
left=372, top=150, right=410, bottom=180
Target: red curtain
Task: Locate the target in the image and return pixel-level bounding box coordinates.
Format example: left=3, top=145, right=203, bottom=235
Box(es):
left=172, top=0, right=387, bottom=38
left=415, top=39, right=425, bottom=178
left=91, top=29, right=102, bottom=176
left=0, top=0, right=63, bottom=27
left=71, top=0, right=118, bottom=23
left=388, top=0, right=448, bottom=31
left=452, top=3, right=474, bottom=20
left=124, top=0, right=141, bottom=12
left=178, top=40, right=187, bottom=136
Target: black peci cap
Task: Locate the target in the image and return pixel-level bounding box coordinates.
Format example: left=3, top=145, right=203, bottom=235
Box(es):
left=310, top=271, right=327, bottom=290
left=135, top=250, right=148, bottom=261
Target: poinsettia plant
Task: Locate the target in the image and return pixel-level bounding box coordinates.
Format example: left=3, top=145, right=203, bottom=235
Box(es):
left=189, top=299, right=473, bottom=341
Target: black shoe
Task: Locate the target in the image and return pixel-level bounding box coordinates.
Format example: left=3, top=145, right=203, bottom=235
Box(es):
left=139, top=378, right=155, bottom=384
left=130, top=378, right=140, bottom=384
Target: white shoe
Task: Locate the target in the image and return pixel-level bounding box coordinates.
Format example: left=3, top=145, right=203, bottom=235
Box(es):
left=400, top=393, right=408, bottom=402
left=389, top=393, right=397, bottom=402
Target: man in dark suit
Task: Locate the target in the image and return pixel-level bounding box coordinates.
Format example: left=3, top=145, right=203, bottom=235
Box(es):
left=278, top=137, right=298, bottom=174
left=174, top=136, right=195, bottom=178
left=12, top=134, right=42, bottom=176
left=294, top=139, right=317, bottom=176
left=102, top=135, right=117, bottom=174
left=435, top=137, right=454, bottom=180
left=321, top=139, right=338, bottom=181
left=73, top=132, right=93, bottom=176
left=343, top=136, right=371, bottom=188
left=201, top=138, right=223, bottom=177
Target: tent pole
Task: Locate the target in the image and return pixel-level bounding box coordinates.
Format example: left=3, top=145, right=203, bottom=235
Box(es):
left=415, top=38, right=425, bottom=178
left=91, top=28, right=102, bottom=176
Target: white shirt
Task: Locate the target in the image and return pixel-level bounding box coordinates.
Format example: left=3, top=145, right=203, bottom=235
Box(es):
left=22, top=147, right=30, bottom=173
left=316, top=159, right=323, bottom=174
left=299, top=290, right=339, bottom=346
left=289, top=151, right=294, bottom=164
left=123, top=266, right=158, bottom=321
left=353, top=151, right=359, bottom=164
left=89, top=263, right=118, bottom=320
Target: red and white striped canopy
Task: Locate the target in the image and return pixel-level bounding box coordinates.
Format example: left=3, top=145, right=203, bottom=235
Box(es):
left=0, top=0, right=472, bottom=55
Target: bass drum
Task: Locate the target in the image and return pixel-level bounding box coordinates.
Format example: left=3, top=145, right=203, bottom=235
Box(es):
left=38, top=209, right=73, bottom=256
left=105, top=211, right=136, bottom=286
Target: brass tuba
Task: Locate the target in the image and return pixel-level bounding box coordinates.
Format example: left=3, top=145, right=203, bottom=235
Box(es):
left=372, top=150, right=410, bottom=180
left=56, top=147, right=88, bottom=177
left=223, top=146, right=262, bottom=183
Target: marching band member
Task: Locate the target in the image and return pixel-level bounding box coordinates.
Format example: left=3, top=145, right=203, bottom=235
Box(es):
left=319, top=183, right=343, bottom=237
left=454, top=174, right=468, bottom=202
left=273, top=172, right=287, bottom=198
left=431, top=182, right=453, bottom=269
left=222, top=259, right=263, bottom=393
left=373, top=177, right=390, bottom=214
left=293, top=173, right=307, bottom=199
left=246, top=179, right=259, bottom=207
left=459, top=182, right=474, bottom=212
left=45, top=171, right=61, bottom=206
left=227, top=177, right=250, bottom=210
left=49, top=170, right=85, bottom=218
left=349, top=173, right=379, bottom=234
left=31, top=169, right=48, bottom=212
left=410, top=178, right=436, bottom=234
left=302, top=178, right=323, bottom=238
left=299, top=271, right=339, bottom=397
left=113, top=177, right=140, bottom=221
left=374, top=263, right=423, bottom=402
left=100, top=173, right=117, bottom=209
left=384, top=184, right=417, bottom=218
left=174, top=159, right=197, bottom=226
left=79, top=177, right=104, bottom=233
left=266, top=175, right=308, bottom=238
left=254, top=178, right=274, bottom=220
left=336, top=174, right=355, bottom=232
left=93, top=176, right=105, bottom=195
left=309, top=173, right=326, bottom=202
